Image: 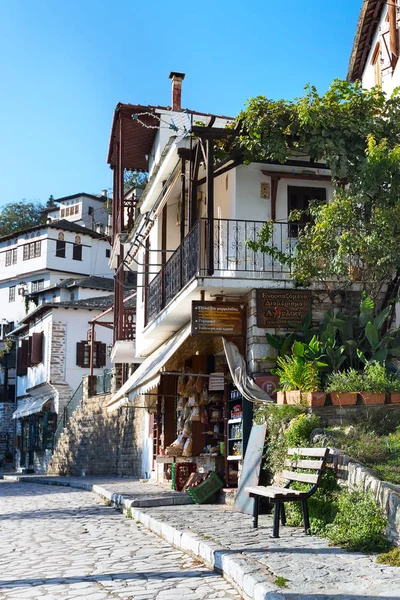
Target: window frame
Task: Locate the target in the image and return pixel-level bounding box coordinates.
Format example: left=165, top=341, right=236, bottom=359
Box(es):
left=9, top=286, right=15, bottom=302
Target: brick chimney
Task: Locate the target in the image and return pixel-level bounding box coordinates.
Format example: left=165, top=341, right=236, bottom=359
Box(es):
left=169, top=72, right=185, bottom=111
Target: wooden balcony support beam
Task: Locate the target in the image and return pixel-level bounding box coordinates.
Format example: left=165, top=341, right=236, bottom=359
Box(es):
left=206, top=138, right=214, bottom=276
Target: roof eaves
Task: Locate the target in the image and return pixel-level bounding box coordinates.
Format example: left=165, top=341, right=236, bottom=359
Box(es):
left=347, top=0, right=385, bottom=81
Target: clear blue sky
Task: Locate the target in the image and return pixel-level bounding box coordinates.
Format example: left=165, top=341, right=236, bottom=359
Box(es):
left=0, top=0, right=361, bottom=208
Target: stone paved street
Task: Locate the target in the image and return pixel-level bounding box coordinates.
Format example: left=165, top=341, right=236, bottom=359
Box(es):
left=0, top=481, right=241, bottom=600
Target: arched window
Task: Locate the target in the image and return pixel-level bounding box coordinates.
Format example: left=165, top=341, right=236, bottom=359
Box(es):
left=56, top=232, right=66, bottom=258
left=73, top=235, right=82, bottom=261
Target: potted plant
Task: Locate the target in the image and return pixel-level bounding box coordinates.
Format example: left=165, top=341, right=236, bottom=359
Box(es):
left=388, top=376, right=400, bottom=404
left=325, top=369, right=360, bottom=406
left=359, top=361, right=387, bottom=405
left=274, top=354, right=326, bottom=407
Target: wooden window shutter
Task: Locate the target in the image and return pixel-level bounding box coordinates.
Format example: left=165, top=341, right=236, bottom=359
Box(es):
left=31, top=332, right=43, bottom=365
left=76, top=341, right=86, bottom=367
left=96, top=342, right=106, bottom=368
left=17, top=345, right=28, bottom=376
left=27, top=336, right=33, bottom=367
left=389, top=3, right=399, bottom=59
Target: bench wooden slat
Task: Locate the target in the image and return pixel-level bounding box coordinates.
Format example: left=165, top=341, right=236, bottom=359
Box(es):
left=284, top=458, right=324, bottom=470
left=245, top=485, right=305, bottom=499
left=288, top=447, right=328, bottom=458
left=282, top=470, right=319, bottom=484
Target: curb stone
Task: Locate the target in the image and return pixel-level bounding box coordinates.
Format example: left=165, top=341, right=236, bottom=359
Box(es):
left=1, top=475, right=286, bottom=600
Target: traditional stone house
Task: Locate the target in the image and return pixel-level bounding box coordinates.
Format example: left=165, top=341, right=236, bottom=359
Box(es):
left=12, top=295, right=114, bottom=473
left=44, top=192, right=110, bottom=233
left=103, top=72, right=338, bottom=482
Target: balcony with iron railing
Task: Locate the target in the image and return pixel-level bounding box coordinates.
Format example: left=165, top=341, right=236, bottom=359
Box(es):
left=145, top=218, right=299, bottom=325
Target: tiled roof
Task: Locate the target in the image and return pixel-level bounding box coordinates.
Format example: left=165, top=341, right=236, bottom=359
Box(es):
left=348, top=0, right=385, bottom=81
left=0, top=219, right=107, bottom=243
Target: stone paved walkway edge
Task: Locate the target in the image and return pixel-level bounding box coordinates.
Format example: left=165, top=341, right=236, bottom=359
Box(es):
left=1, top=475, right=285, bottom=600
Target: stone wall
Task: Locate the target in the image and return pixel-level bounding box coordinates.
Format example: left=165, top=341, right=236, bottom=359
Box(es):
left=246, top=288, right=361, bottom=375
left=48, top=391, right=148, bottom=478
left=0, top=402, right=14, bottom=468
left=331, top=448, right=400, bottom=546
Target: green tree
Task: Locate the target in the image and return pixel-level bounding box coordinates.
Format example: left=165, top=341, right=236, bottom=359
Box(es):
left=0, top=201, right=46, bottom=237
left=124, top=170, right=148, bottom=193
left=240, top=80, right=400, bottom=311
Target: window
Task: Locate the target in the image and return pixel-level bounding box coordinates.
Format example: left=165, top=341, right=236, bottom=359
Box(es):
left=9, top=286, right=15, bottom=302
left=31, top=279, right=44, bottom=293
left=288, top=186, right=327, bottom=237
left=5, top=250, right=11, bottom=266
left=371, top=43, right=382, bottom=87
left=61, top=209, right=65, bottom=218
left=30, top=332, right=44, bottom=365
left=74, top=205, right=79, bottom=215
left=72, top=235, right=82, bottom=261
left=12, top=248, right=17, bottom=264
left=23, top=241, right=41, bottom=261
left=88, top=206, right=94, bottom=216
left=76, top=341, right=106, bottom=368
left=106, top=249, right=111, bottom=258
left=66, top=207, right=70, bottom=217
left=56, top=232, right=66, bottom=258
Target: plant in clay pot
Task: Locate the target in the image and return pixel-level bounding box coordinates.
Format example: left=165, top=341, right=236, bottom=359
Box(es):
left=325, top=369, right=361, bottom=406
left=388, top=376, right=400, bottom=404
left=273, top=340, right=327, bottom=407
left=360, top=361, right=388, bottom=405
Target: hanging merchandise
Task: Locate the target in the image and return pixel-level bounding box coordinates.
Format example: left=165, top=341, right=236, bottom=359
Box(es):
left=176, top=396, right=187, bottom=411
left=191, top=405, right=200, bottom=421
left=200, top=408, right=209, bottom=424
left=195, top=376, right=204, bottom=393
left=177, top=375, right=188, bottom=395
left=187, top=395, right=197, bottom=408
left=183, top=403, right=191, bottom=420
left=182, top=437, right=193, bottom=457
left=184, top=376, right=196, bottom=397
left=208, top=394, right=223, bottom=405
left=177, top=415, right=185, bottom=430
left=199, top=388, right=208, bottom=406
left=182, top=419, right=192, bottom=438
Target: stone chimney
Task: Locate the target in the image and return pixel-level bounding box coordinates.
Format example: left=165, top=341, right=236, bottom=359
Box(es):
left=169, top=72, right=185, bottom=111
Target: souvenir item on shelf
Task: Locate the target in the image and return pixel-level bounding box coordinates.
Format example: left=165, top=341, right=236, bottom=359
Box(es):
left=199, top=388, right=208, bottom=405
left=166, top=433, right=185, bottom=456
left=230, top=404, right=243, bottom=419
left=182, top=437, right=193, bottom=457
left=183, top=403, right=191, bottom=420
left=185, top=376, right=195, bottom=396
left=191, top=405, right=200, bottom=421
left=209, top=407, right=222, bottom=422
left=208, top=394, right=223, bottom=404
left=210, top=445, right=220, bottom=455
left=213, top=423, right=220, bottom=434
left=177, top=375, right=188, bottom=395
left=200, top=408, right=209, bottom=424
left=182, top=419, right=192, bottom=438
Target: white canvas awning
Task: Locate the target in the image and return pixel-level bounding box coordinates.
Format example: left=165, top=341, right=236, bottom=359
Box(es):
left=13, top=396, right=53, bottom=419
left=107, top=323, right=191, bottom=412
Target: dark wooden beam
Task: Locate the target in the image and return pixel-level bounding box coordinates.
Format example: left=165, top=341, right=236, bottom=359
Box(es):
left=262, top=170, right=331, bottom=182
left=189, top=144, right=201, bottom=229
left=197, top=157, right=244, bottom=187
left=207, top=138, right=214, bottom=276
left=270, top=175, right=280, bottom=222
left=191, top=125, right=239, bottom=139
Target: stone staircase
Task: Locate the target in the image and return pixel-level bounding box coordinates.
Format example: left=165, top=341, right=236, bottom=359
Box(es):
left=48, top=393, right=119, bottom=476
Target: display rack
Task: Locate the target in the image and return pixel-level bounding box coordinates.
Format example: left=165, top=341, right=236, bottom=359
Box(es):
left=225, top=385, right=253, bottom=486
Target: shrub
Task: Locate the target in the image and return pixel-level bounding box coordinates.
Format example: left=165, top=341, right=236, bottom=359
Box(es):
left=325, top=369, right=362, bottom=393
left=284, top=413, right=321, bottom=447
left=325, top=488, right=388, bottom=552
left=362, top=361, right=390, bottom=393
left=376, top=546, right=400, bottom=566
left=274, top=355, right=321, bottom=392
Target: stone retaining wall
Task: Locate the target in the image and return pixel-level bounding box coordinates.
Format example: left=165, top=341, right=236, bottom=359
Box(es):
left=330, top=448, right=400, bottom=545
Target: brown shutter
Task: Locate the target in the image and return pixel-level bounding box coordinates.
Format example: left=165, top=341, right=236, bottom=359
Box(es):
left=31, top=332, right=43, bottom=365
left=27, top=336, right=32, bottom=367
left=76, top=341, right=85, bottom=367
left=96, top=342, right=106, bottom=368
left=17, top=339, right=29, bottom=375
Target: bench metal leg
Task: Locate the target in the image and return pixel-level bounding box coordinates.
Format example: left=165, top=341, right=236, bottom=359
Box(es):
left=301, top=500, right=310, bottom=535
left=280, top=503, right=286, bottom=526
left=252, top=495, right=260, bottom=529
left=272, top=501, right=280, bottom=538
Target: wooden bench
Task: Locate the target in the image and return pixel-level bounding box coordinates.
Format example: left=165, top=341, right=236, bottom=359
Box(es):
left=245, top=447, right=329, bottom=538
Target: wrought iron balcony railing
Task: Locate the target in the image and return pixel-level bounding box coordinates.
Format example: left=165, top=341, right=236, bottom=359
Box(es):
left=145, top=218, right=299, bottom=325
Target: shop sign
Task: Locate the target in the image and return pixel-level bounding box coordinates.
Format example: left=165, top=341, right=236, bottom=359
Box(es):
left=191, top=301, right=245, bottom=336
left=209, top=372, right=225, bottom=391
left=254, top=375, right=280, bottom=401
left=256, top=289, right=312, bottom=328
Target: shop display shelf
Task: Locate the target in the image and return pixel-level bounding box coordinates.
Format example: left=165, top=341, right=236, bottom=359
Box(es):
left=228, top=418, right=242, bottom=424
left=186, top=471, right=224, bottom=504
left=228, top=437, right=242, bottom=441
left=227, top=455, right=242, bottom=461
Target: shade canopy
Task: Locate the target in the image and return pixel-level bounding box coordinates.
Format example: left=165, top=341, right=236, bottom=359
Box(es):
left=13, top=396, right=53, bottom=419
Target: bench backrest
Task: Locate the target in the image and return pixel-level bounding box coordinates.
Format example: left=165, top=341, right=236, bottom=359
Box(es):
left=282, top=447, right=329, bottom=489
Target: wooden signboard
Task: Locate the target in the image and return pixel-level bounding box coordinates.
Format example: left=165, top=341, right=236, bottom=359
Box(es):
left=191, top=301, right=245, bottom=336
left=233, top=423, right=267, bottom=515
left=256, top=289, right=312, bottom=328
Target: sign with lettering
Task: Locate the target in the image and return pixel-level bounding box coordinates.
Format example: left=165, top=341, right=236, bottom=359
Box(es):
left=254, top=376, right=280, bottom=401
left=256, top=289, right=312, bottom=328
left=191, top=301, right=245, bottom=336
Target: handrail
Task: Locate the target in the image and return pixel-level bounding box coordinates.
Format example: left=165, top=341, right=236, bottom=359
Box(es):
left=53, top=380, right=84, bottom=448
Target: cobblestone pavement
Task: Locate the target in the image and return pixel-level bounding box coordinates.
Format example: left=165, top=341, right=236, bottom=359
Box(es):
left=0, top=481, right=241, bottom=600
left=142, top=504, right=400, bottom=599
